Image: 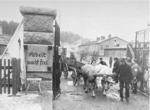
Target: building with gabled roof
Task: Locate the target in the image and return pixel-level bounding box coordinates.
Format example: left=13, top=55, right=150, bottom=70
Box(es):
left=78, top=35, right=128, bottom=57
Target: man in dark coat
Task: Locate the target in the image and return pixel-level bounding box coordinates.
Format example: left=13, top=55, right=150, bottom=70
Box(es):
left=118, top=58, right=133, bottom=102
left=99, top=58, right=107, bottom=66
left=112, top=57, right=120, bottom=83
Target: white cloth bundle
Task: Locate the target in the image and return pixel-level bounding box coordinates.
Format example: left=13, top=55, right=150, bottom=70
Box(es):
left=94, top=64, right=113, bottom=76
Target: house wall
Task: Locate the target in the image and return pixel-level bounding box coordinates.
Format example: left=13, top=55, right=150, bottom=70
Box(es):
left=104, top=48, right=126, bottom=58
left=78, top=37, right=128, bottom=57
left=78, top=44, right=98, bottom=54
left=97, top=37, right=128, bottom=56
left=0, top=26, right=2, bottom=35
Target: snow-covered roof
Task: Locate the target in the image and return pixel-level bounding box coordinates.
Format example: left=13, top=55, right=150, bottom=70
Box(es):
left=79, top=36, right=128, bottom=47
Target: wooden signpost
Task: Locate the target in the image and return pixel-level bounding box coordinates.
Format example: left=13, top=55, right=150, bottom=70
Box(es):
left=25, top=45, right=53, bottom=73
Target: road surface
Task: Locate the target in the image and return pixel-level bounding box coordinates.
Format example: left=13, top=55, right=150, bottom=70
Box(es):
left=53, top=72, right=149, bottom=110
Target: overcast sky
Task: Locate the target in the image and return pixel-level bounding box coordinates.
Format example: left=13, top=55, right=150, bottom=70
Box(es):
left=0, top=0, right=149, bottom=42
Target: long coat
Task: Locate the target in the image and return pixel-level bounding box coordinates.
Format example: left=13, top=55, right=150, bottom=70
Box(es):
left=118, top=63, right=133, bottom=83
left=112, top=61, right=120, bottom=75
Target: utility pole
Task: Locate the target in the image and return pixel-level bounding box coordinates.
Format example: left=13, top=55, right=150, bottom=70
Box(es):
left=134, top=32, right=138, bottom=59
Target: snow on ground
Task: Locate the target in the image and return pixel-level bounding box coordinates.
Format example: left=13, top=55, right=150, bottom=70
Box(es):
left=0, top=91, right=52, bottom=110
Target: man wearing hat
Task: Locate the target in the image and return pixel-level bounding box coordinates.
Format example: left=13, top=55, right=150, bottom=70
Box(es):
left=118, top=58, right=133, bottom=102
left=99, top=57, right=107, bottom=66
left=112, top=57, right=120, bottom=83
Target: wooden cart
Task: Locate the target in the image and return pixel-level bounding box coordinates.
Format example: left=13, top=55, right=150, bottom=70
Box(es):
left=62, top=57, right=84, bottom=86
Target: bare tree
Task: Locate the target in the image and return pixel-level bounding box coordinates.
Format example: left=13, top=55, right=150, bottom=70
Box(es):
left=79, top=50, right=88, bottom=62
left=89, top=51, right=99, bottom=65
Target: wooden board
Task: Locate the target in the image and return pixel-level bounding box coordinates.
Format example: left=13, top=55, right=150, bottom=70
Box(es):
left=25, top=45, right=53, bottom=72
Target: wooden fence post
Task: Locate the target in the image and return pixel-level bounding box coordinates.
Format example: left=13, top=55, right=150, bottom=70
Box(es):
left=12, top=58, right=17, bottom=95
left=8, top=59, right=11, bottom=94
left=16, top=59, right=21, bottom=92
left=0, top=59, right=2, bottom=94
left=4, top=59, right=6, bottom=93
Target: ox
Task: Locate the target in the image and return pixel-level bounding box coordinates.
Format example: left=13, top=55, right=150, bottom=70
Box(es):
left=81, top=64, right=97, bottom=97
left=95, top=64, right=114, bottom=96
left=80, top=64, right=114, bottom=97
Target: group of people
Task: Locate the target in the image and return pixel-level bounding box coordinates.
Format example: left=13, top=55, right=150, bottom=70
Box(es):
left=99, top=57, right=141, bottom=102
left=55, top=55, right=142, bottom=101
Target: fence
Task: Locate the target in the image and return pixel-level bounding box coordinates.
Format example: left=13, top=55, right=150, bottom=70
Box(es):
left=0, top=58, right=21, bottom=95
left=135, top=29, right=150, bottom=95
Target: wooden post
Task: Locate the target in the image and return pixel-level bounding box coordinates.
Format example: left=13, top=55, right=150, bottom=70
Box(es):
left=17, top=59, right=21, bottom=92
left=0, top=59, right=2, bottom=94
left=8, top=59, right=11, bottom=94
left=4, top=59, right=6, bottom=93
left=135, top=32, right=138, bottom=59
left=12, top=58, right=17, bottom=95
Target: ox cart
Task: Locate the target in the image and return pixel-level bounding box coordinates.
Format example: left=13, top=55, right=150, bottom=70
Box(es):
left=62, top=57, right=85, bottom=86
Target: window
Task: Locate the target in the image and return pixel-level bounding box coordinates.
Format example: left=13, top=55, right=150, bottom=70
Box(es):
left=138, top=44, right=141, bottom=48
left=116, top=44, right=119, bottom=47
left=100, top=45, right=103, bottom=50
left=106, top=45, right=109, bottom=48
left=114, top=40, right=117, bottom=46
left=141, top=44, right=143, bottom=48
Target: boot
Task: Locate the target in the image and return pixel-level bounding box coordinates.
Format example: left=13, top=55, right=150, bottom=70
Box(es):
left=126, top=97, right=129, bottom=102
left=120, top=98, right=123, bottom=102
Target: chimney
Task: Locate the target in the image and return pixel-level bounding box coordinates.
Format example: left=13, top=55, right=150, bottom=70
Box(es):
left=97, top=37, right=100, bottom=41
left=0, top=26, right=2, bottom=35
left=108, top=34, right=111, bottom=39
left=101, top=36, right=105, bottom=40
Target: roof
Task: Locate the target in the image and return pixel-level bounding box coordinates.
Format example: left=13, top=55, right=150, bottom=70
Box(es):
left=96, top=36, right=128, bottom=44
left=78, top=41, right=97, bottom=47
left=79, top=36, right=128, bottom=47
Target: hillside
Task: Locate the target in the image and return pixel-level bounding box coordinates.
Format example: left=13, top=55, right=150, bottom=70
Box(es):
left=0, top=34, right=11, bottom=45
left=0, top=20, right=89, bottom=47
left=60, top=31, right=89, bottom=45
left=0, top=20, right=19, bottom=35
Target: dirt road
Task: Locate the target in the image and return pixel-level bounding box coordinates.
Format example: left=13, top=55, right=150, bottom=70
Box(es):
left=53, top=73, right=149, bottom=110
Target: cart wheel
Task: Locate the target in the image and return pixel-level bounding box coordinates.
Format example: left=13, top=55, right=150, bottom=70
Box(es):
left=73, top=77, right=77, bottom=86
left=63, top=64, right=68, bottom=79
left=64, top=69, right=68, bottom=79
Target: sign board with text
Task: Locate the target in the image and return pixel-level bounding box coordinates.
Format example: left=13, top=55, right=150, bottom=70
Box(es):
left=25, top=45, right=53, bottom=72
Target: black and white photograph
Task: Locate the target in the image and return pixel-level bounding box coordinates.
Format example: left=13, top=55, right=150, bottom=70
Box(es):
left=0, top=0, right=149, bottom=110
